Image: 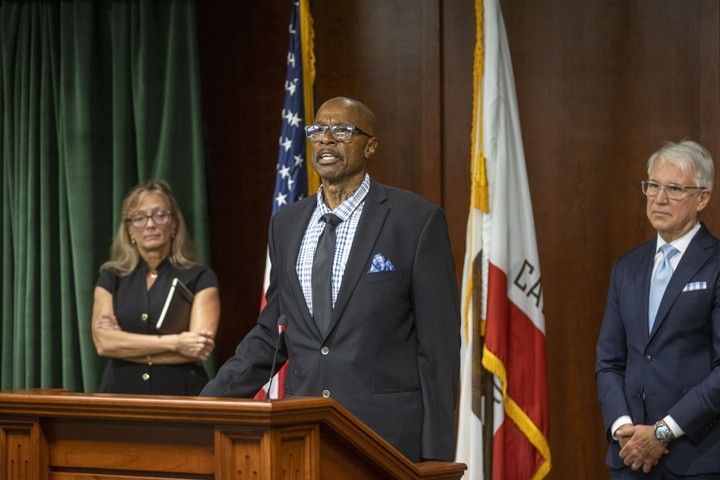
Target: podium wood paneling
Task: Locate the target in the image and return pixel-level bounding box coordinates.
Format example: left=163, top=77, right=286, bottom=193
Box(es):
left=0, top=389, right=465, bottom=480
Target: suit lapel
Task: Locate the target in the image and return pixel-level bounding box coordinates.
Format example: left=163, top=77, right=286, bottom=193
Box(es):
left=284, top=199, right=316, bottom=326
left=650, top=225, right=714, bottom=337
left=327, top=180, right=389, bottom=335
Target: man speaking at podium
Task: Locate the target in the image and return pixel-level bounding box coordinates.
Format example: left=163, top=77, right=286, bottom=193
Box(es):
left=201, top=97, right=461, bottom=463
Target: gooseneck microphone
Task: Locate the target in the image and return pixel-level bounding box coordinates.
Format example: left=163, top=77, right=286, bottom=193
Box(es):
left=266, top=314, right=288, bottom=401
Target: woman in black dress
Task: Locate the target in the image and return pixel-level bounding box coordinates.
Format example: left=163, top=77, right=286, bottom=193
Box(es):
left=91, top=180, right=220, bottom=395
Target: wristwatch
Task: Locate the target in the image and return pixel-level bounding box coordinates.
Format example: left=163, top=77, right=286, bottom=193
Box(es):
left=654, top=420, right=674, bottom=444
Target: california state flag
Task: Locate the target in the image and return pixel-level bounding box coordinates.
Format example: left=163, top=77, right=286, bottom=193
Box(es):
left=456, top=0, right=551, bottom=478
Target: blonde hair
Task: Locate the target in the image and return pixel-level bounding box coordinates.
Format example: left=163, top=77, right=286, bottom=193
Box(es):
left=100, top=180, right=199, bottom=276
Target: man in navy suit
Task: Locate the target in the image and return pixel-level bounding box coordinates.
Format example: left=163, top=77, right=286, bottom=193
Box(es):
left=596, top=140, right=720, bottom=478
left=201, top=97, right=461, bottom=462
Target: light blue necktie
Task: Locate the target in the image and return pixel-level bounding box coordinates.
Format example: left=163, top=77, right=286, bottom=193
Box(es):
left=648, top=244, right=678, bottom=332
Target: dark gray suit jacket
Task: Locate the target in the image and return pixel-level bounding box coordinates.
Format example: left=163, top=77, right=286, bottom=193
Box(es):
left=201, top=178, right=461, bottom=462
left=596, top=223, right=720, bottom=475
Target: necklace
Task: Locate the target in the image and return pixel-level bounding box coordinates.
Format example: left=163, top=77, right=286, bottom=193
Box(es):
left=149, top=270, right=158, bottom=279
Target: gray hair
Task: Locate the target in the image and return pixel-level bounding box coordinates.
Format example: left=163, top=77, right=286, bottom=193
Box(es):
left=647, top=140, right=714, bottom=190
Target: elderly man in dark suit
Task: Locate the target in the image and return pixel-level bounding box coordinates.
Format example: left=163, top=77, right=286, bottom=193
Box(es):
left=201, top=97, right=461, bottom=462
left=596, top=140, right=720, bottom=478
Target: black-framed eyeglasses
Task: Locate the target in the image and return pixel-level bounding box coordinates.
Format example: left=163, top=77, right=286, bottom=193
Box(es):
left=641, top=180, right=706, bottom=200
left=304, top=124, right=373, bottom=143
left=127, top=210, right=172, bottom=228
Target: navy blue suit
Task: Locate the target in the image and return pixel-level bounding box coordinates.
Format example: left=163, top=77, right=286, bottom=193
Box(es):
left=201, top=179, right=461, bottom=462
left=596, top=223, right=720, bottom=476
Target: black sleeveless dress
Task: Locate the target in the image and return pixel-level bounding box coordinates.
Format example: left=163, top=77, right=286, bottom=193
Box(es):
left=96, top=258, right=218, bottom=395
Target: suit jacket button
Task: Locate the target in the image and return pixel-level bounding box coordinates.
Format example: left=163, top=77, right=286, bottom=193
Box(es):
left=142, top=373, right=150, bottom=381
left=322, top=389, right=331, bottom=398
left=321, top=346, right=330, bottom=355
left=141, top=313, right=148, bottom=322
left=643, top=355, right=652, bottom=363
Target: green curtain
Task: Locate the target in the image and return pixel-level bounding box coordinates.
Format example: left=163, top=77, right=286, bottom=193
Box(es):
left=1, top=0, right=210, bottom=392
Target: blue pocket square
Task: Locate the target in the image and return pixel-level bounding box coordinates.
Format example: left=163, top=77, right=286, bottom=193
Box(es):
left=682, top=281, right=707, bottom=292
left=368, top=253, right=395, bottom=272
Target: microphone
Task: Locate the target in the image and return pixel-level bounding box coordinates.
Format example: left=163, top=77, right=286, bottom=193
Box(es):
left=266, top=314, right=288, bottom=401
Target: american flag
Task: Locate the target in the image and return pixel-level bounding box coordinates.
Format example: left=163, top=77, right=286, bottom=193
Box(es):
left=272, top=2, right=308, bottom=216
left=256, top=0, right=313, bottom=400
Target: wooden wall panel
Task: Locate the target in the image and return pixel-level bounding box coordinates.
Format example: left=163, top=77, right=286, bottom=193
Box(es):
left=197, top=1, right=287, bottom=365
left=700, top=0, right=720, bottom=160
left=499, top=0, right=720, bottom=478
left=311, top=2, right=443, bottom=203
left=441, top=2, right=475, bottom=278
left=196, top=1, right=720, bottom=478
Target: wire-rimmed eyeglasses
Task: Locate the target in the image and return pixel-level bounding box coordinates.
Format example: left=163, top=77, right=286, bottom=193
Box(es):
left=127, top=210, right=173, bottom=228
left=304, top=124, right=373, bottom=143
left=641, top=180, right=706, bottom=200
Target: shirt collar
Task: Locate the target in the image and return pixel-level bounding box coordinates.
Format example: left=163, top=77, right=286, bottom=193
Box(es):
left=656, top=222, right=701, bottom=255
left=315, top=173, right=371, bottom=221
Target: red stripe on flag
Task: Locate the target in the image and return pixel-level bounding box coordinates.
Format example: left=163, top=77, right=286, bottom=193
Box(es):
left=493, top=420, right=546, bottom=480
left=485, top=261, right=550, bottom=479
left=254, top=284, right=287, bottom=400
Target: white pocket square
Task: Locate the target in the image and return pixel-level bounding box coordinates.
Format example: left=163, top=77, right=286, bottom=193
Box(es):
left=682, top=281, right=707, bottom=292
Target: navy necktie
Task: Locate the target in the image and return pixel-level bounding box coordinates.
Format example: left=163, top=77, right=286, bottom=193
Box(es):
left=648, top=244, right=678, bottom=332
left=312, top=213, right=341, bottom=334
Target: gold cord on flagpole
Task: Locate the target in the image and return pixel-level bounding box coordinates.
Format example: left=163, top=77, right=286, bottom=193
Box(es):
left=463, top=0, right=488, bottom=332
left=471, top=0, right=489, bottom=213
left=299, top=0, right=320, bottom=195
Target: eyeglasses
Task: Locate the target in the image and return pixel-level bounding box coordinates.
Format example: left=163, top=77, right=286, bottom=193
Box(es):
left=127, top=210, right=172, bottom=228
left=641, top=180, right=706, bottom=200
left=304, top=124, right=373, bottom=143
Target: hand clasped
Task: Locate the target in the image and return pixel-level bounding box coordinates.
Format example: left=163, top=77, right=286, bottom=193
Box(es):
left=617, top=424, right=668, bottom=474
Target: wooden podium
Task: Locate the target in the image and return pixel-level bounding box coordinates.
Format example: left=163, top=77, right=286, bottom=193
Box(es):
left=0, top=389, right=466, bottom=479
